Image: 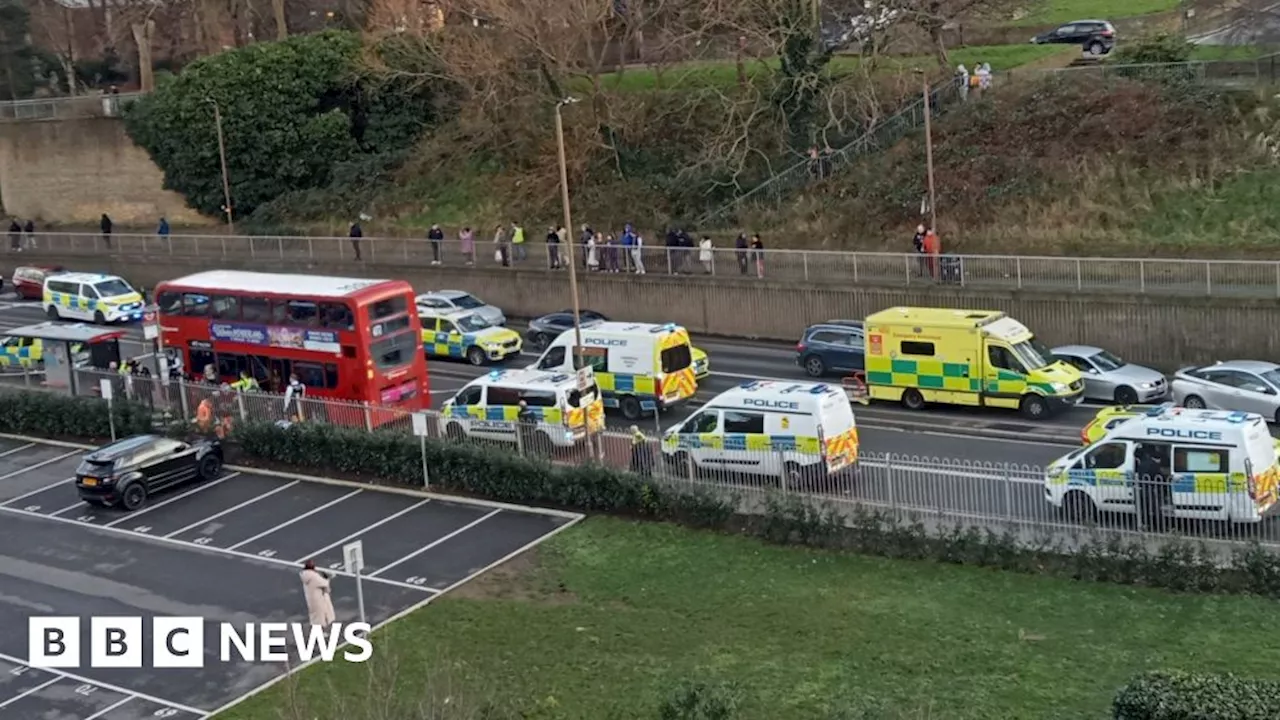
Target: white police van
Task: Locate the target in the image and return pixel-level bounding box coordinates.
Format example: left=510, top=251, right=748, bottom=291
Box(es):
left=43, top=272, right=145, bottom=324
left=1044, top=404, right=1280, bottom=523
left=661, top=380, right=859, bottom=486
left=437, top=368, right=605, bottom=448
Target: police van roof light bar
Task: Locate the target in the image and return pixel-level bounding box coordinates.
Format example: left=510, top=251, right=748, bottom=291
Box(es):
left=1143, top=402, right=1176, bottom=417
left=1227, top=411, right=1250, bottom=423
left=738, top=380, right=761, bottom=390
left=810, top=385, right=829, bottom=394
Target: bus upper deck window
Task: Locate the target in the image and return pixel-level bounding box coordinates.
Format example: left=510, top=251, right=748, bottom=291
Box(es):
left=288, top=300, right=319, bottom=327
left=321, top=303, right=354, bottom=330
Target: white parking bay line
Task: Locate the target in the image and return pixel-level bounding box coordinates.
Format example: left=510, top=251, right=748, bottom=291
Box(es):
left=226, top=488, right=363, bottom=551
left=84, top=696, right=136, bottom=720
left=0, top=450, right=78, bottom=481
left=103, top=472, right=242, bottom=528
left=163, top=480, right=300, bottom=538
left=369, top=509, right=500, bottom=578
left=0, top=477, right=75, bottom=508
left=295, top=498, right=432, bottom=563
left=0, top=442, right=35, bottom=457
left=0, top=677, right=60, bottom=710
left=0, top=651, right=208, bottom=717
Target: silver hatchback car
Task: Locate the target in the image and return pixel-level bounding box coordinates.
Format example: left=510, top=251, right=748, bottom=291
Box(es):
left=1049, top=345, right=1167, bottom=405
left=415, top=290, right=506, bottom=327
left=1171, top=360, right=1280, bottom=423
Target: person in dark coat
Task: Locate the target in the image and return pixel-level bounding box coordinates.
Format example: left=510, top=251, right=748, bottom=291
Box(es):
left=100, top=213, right=113, bottom=248
left=8, top=219, right=20, bottom=251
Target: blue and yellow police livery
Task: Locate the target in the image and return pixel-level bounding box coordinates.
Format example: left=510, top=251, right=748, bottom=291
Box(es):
left=437, top=368, right=606, bottom=448
left=43, top=272, right=145, bottom=324
left=418, top=308, right=522, bottom=366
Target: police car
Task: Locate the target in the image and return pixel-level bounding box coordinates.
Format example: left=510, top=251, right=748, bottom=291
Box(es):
left=662, top=380, right=859, bottom=487
left=43, top=272, right=145, bottom=324
left=1045, top=404, right=1280, bottom=524
left=418, top=307, right=522, bottom=365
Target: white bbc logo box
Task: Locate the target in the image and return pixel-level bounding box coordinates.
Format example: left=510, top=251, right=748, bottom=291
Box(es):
left=29, top=617, right=205, bottom=669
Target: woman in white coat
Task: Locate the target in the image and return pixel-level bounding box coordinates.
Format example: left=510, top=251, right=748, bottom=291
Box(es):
left=698, top=235, right=713, bottom=274
left=300, top=559, right=336, bottom=628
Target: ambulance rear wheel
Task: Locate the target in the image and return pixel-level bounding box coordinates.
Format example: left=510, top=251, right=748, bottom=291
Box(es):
left=620, top=395, right=642, bottom=420
left=466, top=347, right=486, bottom=366
left=1019, top=395, right=1049, bottom=420
left=1114, top=386, right=1138, bottom=406
left=901, top=388, right=925, bottom=411
left=1062, top=490, right=1097, bottom=524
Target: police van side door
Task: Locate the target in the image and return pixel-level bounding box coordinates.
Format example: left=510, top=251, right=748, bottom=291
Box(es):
left=1071, top=440, right=1133, bottom=510
left=675, top=410, right=721, bottom=471
left=720, top=409, right=767, bottom=474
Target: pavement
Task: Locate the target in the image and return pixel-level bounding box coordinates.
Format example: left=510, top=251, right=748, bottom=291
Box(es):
left=0, top=436, right=580, bottom=718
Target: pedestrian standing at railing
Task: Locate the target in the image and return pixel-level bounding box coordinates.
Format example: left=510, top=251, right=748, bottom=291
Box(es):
left=100, top=213, right=113, bottom=249
left=912, top=224, right=927, bottom=277
left=156, top=217, right=170, bottom=240
left=511, top=221, right=527, bottom=263
left=631, top=231, right=646, bottom=275
left=348, top=220, right=363, bottom=261
left=545, top=226, right=561, bottom=269
left=735, top=233, right=749, bottom=275
left=579, top=224, right=593, bottom=269
left=699, top=235, right=713, bottom=274
left=493, top=223, right=510, bottom=266
left=428, top=223, right=444, bottom=265
left=7, top=219, right=20, bottom=252
left=750, top=234, right=764, bottom=278
left=923, top=227, right=941, bottom=280
left=586, top=232, right=600, bottom=271
left=620, top=223, right=636, bottom=272
left=459, top=226, right=475, bottom=266
left=22, top=219, right=34, bottom=249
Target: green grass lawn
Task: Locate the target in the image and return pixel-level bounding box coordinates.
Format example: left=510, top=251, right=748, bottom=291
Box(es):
left=1188, top=43, right=1280, bottom=60
left=1007, top=0, right=1179, bottom=26
left=590, top=44, right=1072, bottom=92
left=216, top=517, right=1280, bottom=720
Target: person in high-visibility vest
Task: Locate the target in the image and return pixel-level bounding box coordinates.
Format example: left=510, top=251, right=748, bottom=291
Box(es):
left=629, top=424, right=652, bottom=477
left=230, top=370, right=259, bottom=392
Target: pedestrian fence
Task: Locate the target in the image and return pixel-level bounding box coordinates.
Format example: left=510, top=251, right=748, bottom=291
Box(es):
left=18, top=368, right=1280, bottom=553
left=0, top=93, right=145, bottom=122
left=22, top=231, right=1280, bottom=298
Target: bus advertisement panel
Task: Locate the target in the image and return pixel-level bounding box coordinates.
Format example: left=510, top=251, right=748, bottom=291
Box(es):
left=154, top=271, right=428, bottom=422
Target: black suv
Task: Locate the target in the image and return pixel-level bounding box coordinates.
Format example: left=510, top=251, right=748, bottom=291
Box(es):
left=76, top=434, right=223, bottom=510
left=1031, top=20, right=1116, bottom=56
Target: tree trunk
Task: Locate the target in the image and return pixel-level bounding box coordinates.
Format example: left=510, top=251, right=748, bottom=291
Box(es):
left=272, top=0, right=287, bottom=40
left=927, top=18, right=949, bottom=70
left=131, top=20, right=156, bottom=92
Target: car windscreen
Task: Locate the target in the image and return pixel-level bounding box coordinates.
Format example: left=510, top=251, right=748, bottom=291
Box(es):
left=93, top=279, right=133, bottom=297
left=1011, top=338, right=1053, bottom=371
left=1091, top=350, right=1125, bottom=372
left=456, top=314, right=490, bottom=332
left=452, top=294, right=484, bottom=309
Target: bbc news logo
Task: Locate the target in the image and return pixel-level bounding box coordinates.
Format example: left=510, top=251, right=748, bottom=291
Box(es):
left=28, top=617, right=373, bottom=668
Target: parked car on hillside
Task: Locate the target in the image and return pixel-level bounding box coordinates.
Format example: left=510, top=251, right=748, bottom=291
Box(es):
left=1031, top=19, right=1116, bottom=56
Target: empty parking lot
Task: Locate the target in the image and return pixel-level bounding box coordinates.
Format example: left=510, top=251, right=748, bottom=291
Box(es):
left=0, top=436, right=581, bottom=718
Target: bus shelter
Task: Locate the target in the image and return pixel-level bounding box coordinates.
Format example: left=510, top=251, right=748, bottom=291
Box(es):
left=3, top=322, right=126, bottom=394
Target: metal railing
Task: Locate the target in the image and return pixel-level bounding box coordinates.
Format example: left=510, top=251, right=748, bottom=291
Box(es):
left=20, top=368, right=1279, bottom=556
left=0, top=93, right=146, bottom=122
left=22, top=231, right=1280, bottom=298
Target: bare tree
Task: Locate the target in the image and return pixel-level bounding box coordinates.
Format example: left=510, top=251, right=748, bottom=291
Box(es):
left=895, top=0, right=1023, bottom=69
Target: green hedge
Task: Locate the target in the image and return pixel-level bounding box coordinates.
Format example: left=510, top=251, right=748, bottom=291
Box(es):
left=0, top=389, right=153, bottom=441
left=1113, top=671, right=1280, bottom=719
left=12, top=389, right=1280, bottom=605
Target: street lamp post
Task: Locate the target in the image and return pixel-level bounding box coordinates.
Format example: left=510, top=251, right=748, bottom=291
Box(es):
left=206, top=98, right=235, bottom=234
left=918, top=72, right=937, bottom=232
left=555, top=96, right=599, bottom=458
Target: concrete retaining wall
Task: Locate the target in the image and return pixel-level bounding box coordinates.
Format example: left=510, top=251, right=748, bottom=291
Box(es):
left=23, top=251, right=1279, bottom=372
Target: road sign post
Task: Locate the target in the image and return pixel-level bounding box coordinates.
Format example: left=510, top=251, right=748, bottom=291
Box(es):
left=575, top=367, right=600, bottom=460
left=343, top=540, right=366, bottom=626
left=411, top=412, right=430, bottom=489
left=99, top=378, right=116, bottom=442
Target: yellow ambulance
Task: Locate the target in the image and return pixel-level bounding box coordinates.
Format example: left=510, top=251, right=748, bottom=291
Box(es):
left=863, top=307, right=1083, bottom=419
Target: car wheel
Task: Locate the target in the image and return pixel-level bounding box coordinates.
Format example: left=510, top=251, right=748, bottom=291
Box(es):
left=197, top=454, right=221, bottom=481
left=1062, top=490, right=1098, bottom=524
left=1183, top=395, right=1206, bottom=409
left=446, top=422, right=465, bottom=441
left=1088, top=41, right=1103, bottom=56
left=1020, top=394, right=1049, bottom=420
left=803, top=355, right=826, bottom=377
left=533, top=332, right=551, bottom=351
left=45, top=305, right=59, bottom=321
left=93, top=310, right=106, bottom=324
left=1114, top=386, right=1139, bottom=406
left=466, top=347, right=486, bottom=366
left=119, top=482, right=147, bottom=511
left=901, top=388, right=925, bottom=411
left=620, top=395, right=643, bottom=421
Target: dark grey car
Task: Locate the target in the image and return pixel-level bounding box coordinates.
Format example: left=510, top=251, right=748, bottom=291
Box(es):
left=1031, top=19, right=1116, bottom=56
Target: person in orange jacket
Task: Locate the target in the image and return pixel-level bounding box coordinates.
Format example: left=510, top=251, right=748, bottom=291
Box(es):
left=922, top=227, right=941, bottom=279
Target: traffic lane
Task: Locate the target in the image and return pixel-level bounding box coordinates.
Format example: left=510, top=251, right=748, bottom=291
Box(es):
left=0, top=509, right=426, bottom=712
left=0, top=301, right=151, bottom=355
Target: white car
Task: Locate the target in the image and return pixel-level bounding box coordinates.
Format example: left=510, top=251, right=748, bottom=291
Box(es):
left=415, top=290, right=505, bottom=327
left=1171, top=360, right=1280, bottom=423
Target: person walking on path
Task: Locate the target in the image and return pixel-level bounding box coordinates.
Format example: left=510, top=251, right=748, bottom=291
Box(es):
left=157, top=217, right=170, bottom=240
left=428, top=224, right=444, bottom=265
left=349, top=220, right=363, bottom=261
left=300, top=560, right=336, bottom=629
left=22, top=219, right=34, bottom=249
left=99, top=213, right=113, bottom=249
left=459, top=226, right=475, bottom=265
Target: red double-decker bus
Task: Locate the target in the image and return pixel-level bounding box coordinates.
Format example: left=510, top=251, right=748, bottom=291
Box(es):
left=154, top=271, right=428, bottom=419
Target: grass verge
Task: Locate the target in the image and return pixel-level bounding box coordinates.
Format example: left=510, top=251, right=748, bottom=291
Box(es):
left=1006, top=0, right=1179, bottom=27
left=215, top=516, right=1280, bottom=720
left=592, top=44, right=1072, bottom=92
